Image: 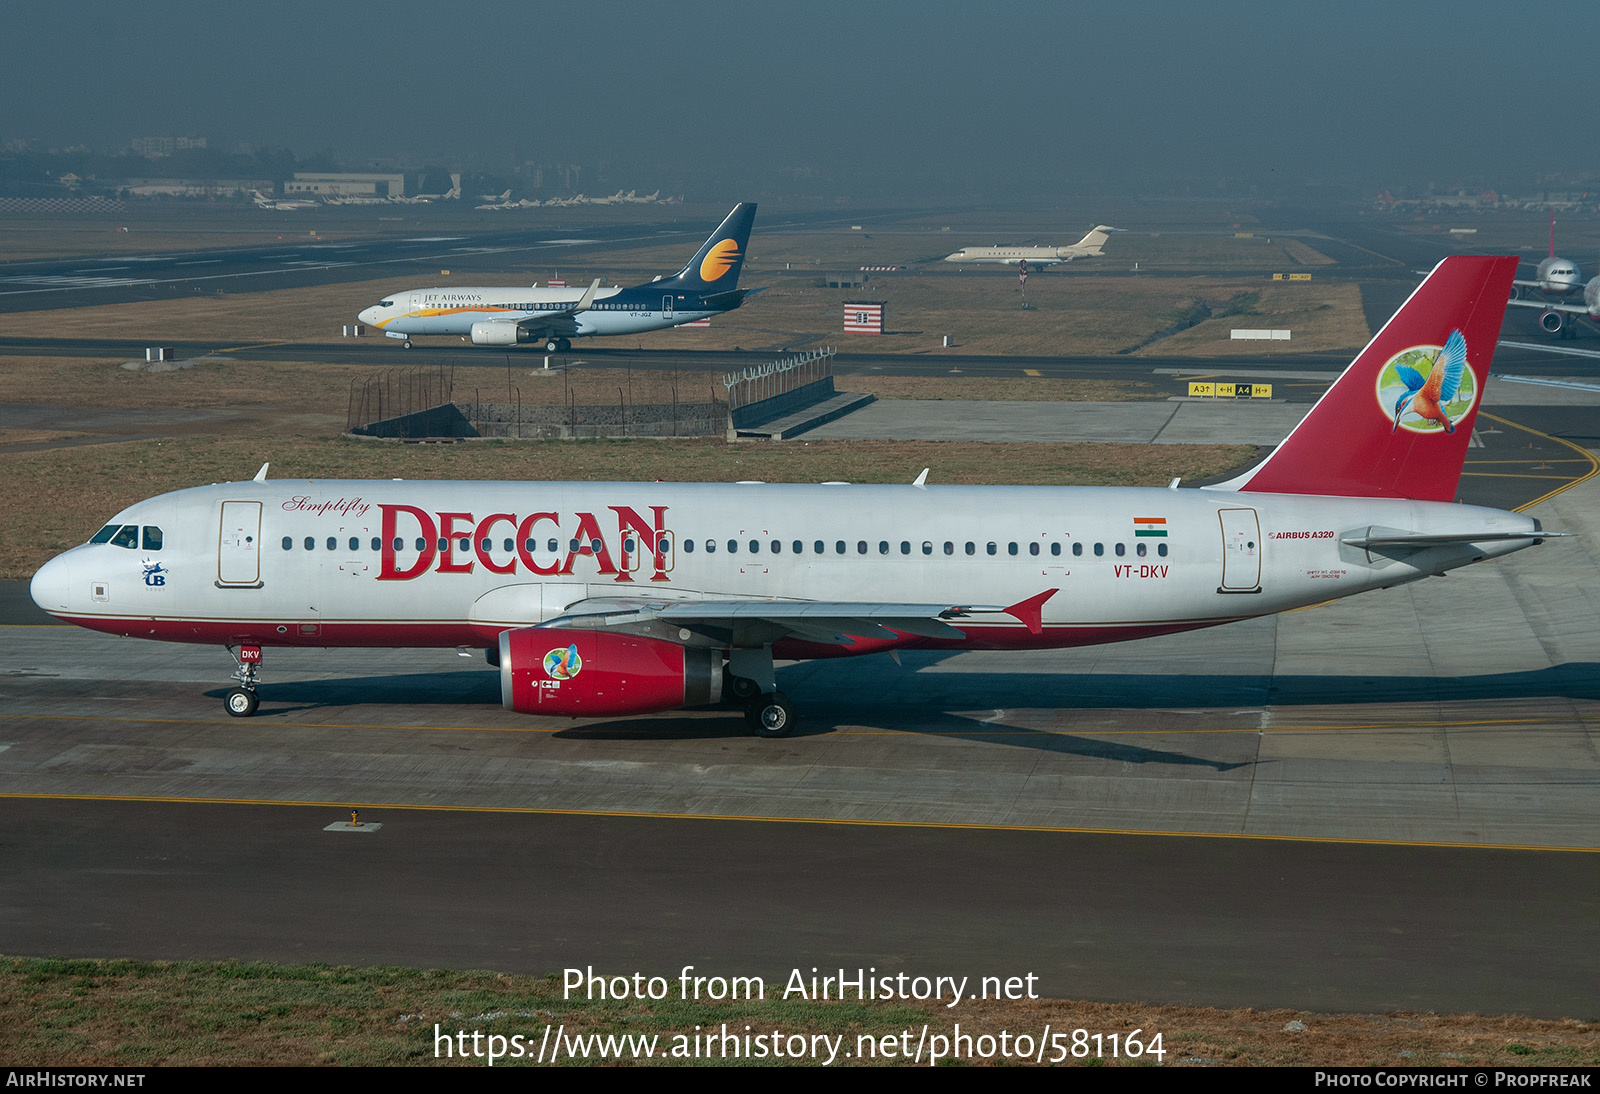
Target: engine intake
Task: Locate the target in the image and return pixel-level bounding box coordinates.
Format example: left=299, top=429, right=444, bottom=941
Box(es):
left=499, top=627, right=722, bottom=716
left=1539, top=309, right=1565, bottom=334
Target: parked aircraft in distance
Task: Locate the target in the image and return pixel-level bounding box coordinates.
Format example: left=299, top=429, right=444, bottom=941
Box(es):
left=943, top=225, right=1114, bottom=265
left=356, top=203, right=758, bottom=352
left=32, top=257, right=1546, bottom=738
left=1508, top=214, right=1597, bottom=338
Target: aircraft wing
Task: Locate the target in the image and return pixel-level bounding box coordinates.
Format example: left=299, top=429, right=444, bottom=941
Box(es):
left=512, top=278, right=602, bottom=338
left=541, top=590, right=1058, bottom=646
left=1506, top=297, right=1589, bottom=315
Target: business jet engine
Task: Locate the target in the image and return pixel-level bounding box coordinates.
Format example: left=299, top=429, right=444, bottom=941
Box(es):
left=498, top=627, right=723, bottom=717
left=470, top=321, right=533, bottom=346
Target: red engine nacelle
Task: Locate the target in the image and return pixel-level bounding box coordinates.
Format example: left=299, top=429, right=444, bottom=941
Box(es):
left=499, top=627, right=722, bottom=717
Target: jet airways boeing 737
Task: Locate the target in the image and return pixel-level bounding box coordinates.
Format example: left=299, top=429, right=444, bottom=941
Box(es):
left=943, top=225, right=1114, bottom=266
left=356, top=203, right=758, bottom=352
left=32, top=256, right=1543, bottom=737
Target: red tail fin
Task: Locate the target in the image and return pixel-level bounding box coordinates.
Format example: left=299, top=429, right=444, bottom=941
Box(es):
left=1229, top=255, right=1517, bottom=502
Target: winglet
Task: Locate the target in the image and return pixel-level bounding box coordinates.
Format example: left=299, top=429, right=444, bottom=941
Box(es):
left=571, top=277, right=602, bottom=312
left=253, top=462, right=270, bottom=483
left=1003, top=588, right=1057, bottom=634
left=913, top=468, right=929, bottom=488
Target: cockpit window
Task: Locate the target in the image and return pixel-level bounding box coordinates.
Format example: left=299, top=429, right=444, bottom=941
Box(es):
left=109, top=525, right=139, bottom=549
left=380, top=300, right=395, bottom=307
left=142, top=526, right=163, bottom=551
left=89, top=525, right=120, bottom=544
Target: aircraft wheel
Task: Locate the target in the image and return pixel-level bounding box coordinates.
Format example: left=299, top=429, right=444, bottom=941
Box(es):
left=557, top=338, right=571, bottom=352
left=225, top=688, right=259, bottom=718
left=746, top=692, right=795, bottom=738
left=545, top=339, right=560, bottom=353
left=403, top=339, right=413, bottom=349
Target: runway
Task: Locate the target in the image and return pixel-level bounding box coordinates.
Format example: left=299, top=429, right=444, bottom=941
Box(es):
left=3, top=458, right=1597, bottom=1017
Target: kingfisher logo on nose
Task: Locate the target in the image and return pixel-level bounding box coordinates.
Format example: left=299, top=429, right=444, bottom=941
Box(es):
left=699, top=239, right=741, bottom=282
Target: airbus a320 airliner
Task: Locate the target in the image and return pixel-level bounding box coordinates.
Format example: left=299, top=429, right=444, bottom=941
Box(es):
left=356, top=202, right=758, bottom=352
left=33, top=256, right=1545, bottom=737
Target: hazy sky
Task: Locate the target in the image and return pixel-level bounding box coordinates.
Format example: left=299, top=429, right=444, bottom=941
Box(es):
left=6, top=1, right=1594, bottom=196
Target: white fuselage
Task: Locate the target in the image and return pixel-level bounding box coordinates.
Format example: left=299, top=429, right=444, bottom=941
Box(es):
left=356, top=287, right=714, bottom=338
left=30, top=479, right=1538, bottom=654
left=943, top=246, right=1081, bottom=266
left=1535, top=256, right=1583, bottom=295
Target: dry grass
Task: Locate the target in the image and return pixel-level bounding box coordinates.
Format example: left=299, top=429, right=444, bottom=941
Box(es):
left=0, top=435, right=1252, bottom=579
left=3, top=958, right=1594, bottom=1067
left=1137, top=281, right=1369, bottom=357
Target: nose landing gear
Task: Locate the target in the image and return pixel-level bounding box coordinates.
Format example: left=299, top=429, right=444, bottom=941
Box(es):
left=224, top=644, right=262, bottom=717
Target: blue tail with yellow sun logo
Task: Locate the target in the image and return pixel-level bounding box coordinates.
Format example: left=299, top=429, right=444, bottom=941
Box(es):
left=657, top=202, right=757, bottom=293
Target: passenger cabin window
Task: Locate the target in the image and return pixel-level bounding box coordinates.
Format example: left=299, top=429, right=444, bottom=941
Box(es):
left=304, top=537, right=316, bottom=551
left=283, top=537, right=294, bottom=551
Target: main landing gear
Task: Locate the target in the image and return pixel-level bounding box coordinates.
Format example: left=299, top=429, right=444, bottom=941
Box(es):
left=224, top=644, right=262, bottom=717
left=543, top=337, right=572, bottom=353
left=724, top=646, right=796, bottom=738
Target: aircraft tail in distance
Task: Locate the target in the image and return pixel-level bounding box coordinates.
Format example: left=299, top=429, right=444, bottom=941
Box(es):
left=657, top=202, right=757, bottom=291
left=1070, top=225, right=1114, bottom=256
left=1217, top=255, right=1518, bottom=503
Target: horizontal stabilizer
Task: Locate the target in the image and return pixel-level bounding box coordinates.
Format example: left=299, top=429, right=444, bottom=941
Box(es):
left=1341, top=529, right=1555, bottom=549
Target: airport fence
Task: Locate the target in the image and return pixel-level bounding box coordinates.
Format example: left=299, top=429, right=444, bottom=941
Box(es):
left=346, top=364, right=727, bottom=440
left=724, top=347, right=837, bottom=429
left=346, top=365, right=455, bottom=433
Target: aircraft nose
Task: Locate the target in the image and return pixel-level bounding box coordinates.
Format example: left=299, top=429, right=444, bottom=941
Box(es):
left=357, top=306, right=379, bottom=325
left=30, top=552, right=71, bottom=615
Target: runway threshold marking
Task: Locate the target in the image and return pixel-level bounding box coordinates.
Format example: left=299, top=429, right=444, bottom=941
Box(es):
left=2, top=790, right=1594, bottom=854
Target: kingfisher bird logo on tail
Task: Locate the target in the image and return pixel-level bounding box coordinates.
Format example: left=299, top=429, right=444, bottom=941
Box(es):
left=1381, top=328, right=1475, bottom=435
left=1216, top=255, right=1518, bottom=503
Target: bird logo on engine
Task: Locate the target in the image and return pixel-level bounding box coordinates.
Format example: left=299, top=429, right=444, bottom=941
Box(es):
left=543, top=643, right=582, bottom=680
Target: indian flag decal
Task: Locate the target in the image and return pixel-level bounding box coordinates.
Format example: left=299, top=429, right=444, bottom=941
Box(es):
left=1134, top=517, right=1168, bottom=538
